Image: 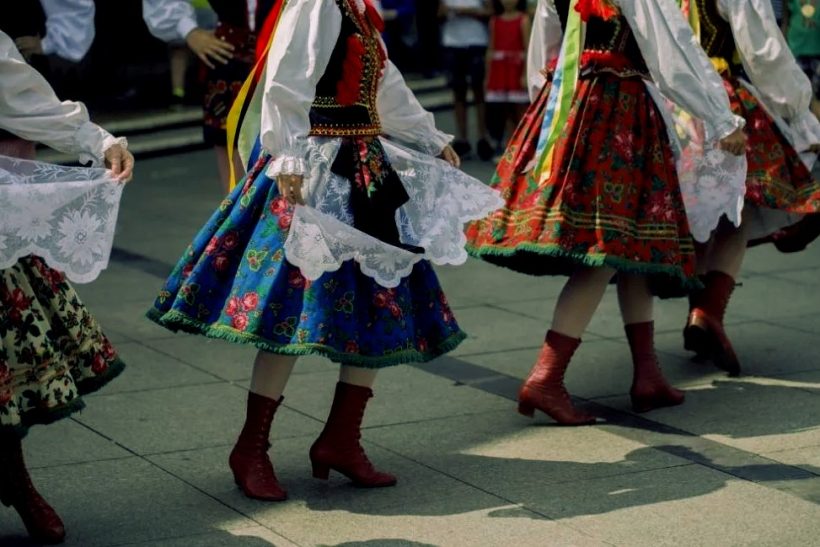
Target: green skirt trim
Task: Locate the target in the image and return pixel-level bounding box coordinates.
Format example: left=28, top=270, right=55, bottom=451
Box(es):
left=0, top=358, right=126, bottom=439
left=146, top=308, right=466, bottom=369
left=466, top=241, right=701, bottom=292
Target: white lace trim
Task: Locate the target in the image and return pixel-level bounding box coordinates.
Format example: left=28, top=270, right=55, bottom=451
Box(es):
left=279, top=136, right=503, bottom=287
left=0, top=155, right=123, bottom=283
left=649, top=82, right=747, bottom=243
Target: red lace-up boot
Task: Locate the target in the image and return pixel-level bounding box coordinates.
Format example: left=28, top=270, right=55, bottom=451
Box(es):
left=517, top=330, right=597, bottom=425
left=684, top=271, right=741, bottom=376
left=229, top=392, right=287, bottom=501
left=0, top=434, right=66, bottom=544
left=625, top=322, right=686, bottom=413
left=309, top=383, right=396, bottom=487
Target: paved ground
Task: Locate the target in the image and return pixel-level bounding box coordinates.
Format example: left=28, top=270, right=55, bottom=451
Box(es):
left=2, top=111, right=819, bottom=546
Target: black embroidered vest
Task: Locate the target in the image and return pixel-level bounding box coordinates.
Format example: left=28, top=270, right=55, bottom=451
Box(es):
left=554, top=0, right=649, bottom=77
left=693, top=0, right=739, bottom=69
left=308, top=0, right=385, bottom=137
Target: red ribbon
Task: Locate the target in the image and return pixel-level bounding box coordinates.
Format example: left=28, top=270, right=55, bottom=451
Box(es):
left=574, top=0, right=619, bottom=21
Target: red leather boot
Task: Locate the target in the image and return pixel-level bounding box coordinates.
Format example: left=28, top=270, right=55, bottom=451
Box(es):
left=683, top=270, right=741, bottom=376
left=517, top=330, right=597, bottom=425
left=625, top=322, right=685, bottom=413
left=0, top=435, right=66, bottom=544
left=309, top=382, right=396, bottom=487
left=228, top=392, right=287, bottom=501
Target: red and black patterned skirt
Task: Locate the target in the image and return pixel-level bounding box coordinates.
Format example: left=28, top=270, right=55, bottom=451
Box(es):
left=465, top=71, right=698, bottom=292
left=723, top=76, right=820, bottom=247
left=202, top=23, right=256, bottom=147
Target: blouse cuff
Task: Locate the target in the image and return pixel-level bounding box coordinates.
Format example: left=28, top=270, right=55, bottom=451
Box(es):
left=266, top=155, right=307, bottom=178
left=178, top=18, right=199, bottom=41
left=74, top=122, right=124, bottom=166
left=707, top=114, right=746, bottom=143
left=411, top=130, right=453, bottom=156
left=790, top=110, right=820, bottom=149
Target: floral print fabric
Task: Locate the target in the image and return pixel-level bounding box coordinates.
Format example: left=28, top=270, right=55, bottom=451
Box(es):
left=147, top=153, right=466, bottom=368
left=726, top=77, right=820, bottom=217
left=0, top=257, right=123, bottom=437
left=466, top=74, right=698, bottom=292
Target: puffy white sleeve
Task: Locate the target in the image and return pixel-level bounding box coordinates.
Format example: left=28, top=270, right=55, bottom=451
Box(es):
left=719, top=0, right=814, bottom=122
left=617, top=0, right=744, bottom=142
left=527, top=0, right=562, bottom=100
left=377, top=61, right=452, bottom=155
left=40, top=0, right=96, bottom=62
left=0, top=32, right=123, bottom=165
left=261, top=0, right=342, bottom=177
left=142, top=0, right=199, bottom=42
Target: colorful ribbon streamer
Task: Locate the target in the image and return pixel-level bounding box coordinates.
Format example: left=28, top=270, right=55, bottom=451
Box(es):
left=533, top=0, right=584, bottom=183
left=225, top=0, right=287, bottom=189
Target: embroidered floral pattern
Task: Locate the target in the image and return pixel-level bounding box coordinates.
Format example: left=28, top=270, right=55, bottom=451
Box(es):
left=724, top=77, right=820, bottom=216
left=466, top=73, right=698, bottom=291
left=148, top=155, right=466, bottom=368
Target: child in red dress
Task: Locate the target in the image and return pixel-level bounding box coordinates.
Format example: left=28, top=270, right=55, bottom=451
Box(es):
left=486, top=0, right=531, bottom=158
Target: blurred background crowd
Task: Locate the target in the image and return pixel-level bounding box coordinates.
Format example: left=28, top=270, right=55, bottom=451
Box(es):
left=4, top=0, right=819, bottom=164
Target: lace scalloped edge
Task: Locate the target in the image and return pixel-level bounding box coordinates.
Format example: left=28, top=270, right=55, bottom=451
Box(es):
left=0, top=246, right=112, bottom=284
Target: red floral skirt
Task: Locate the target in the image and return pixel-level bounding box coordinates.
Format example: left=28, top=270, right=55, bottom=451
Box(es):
left=727, top=77, right=820, bottom=215
left=465, top=74, right=698, bottom=292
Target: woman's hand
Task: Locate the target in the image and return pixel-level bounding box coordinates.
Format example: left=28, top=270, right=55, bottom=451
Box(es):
left=278, top=174, right=305, bottom=205
left=104, top=144, right=134, bottom=183
left=440, top=145, right=461, bottom=168
left=718, top=128, right=747, bottom=156
left=14, top=36, right=43, bottom=61
left=185, top=29, right=234, bottom=69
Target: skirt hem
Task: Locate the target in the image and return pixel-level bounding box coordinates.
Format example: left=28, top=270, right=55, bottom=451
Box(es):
left=466, top=242, right=700, bottom=290
left=146, top=308, right=466, bottom=368
left=0, top=358, right=126, bottom=439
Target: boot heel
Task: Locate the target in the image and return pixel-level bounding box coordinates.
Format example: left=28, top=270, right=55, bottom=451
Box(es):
left=311, top=462, right=330, bottom=480
left=517, top=402, right=535, bottom=418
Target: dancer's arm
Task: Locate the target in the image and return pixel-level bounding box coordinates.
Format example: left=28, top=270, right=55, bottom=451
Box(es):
left=142, top=0, right=234, bottom=68
left=0, top=32, right=132, bottom=179
left=527, top=0, right=562, bottom=100
left=617, top=0, right=745, bottom=144
left=377, top=61, right=454, bottom=159
left=718, top=0, right=820, bottom=146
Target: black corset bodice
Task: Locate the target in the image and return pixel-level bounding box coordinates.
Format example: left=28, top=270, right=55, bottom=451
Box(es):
left=308, top=0, right=384, bottom=137
left=553, top=0, right=648, bottom=76
left=693, top=0, right=738, bottom=67
left=208, top=0, right=277, bottom=31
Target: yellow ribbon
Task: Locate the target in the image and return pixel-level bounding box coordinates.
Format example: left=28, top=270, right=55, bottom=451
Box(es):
left=225, top=11, right=284, bottom=190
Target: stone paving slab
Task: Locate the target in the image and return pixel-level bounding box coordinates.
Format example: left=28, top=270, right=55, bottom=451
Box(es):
left=596, top=378, right=820, bottom=455
left=73, top=383, right=323, bottom=456
left=0, top=458, right=257, bottom=547
left=138, top=338, right=330, bottom=382
left=149, top=439, right=604, bottom=547
left=23, top=418, right=132, bottom=470
left=277, top=367, right=511, bottom=428
left=82, top=341, right=222, bottom=396
left=518, top=464, right=820, bottom=547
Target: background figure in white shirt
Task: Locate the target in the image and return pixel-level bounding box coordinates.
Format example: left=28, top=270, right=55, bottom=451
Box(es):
left=13, top=0, right=96, bottom=101
left=144, top=0, right=283, bottom=193
left=439, top=0, right=495, bottom=160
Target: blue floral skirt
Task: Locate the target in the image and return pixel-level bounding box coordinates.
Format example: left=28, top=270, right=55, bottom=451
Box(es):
left=147, top=153, right=466, bottom=368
